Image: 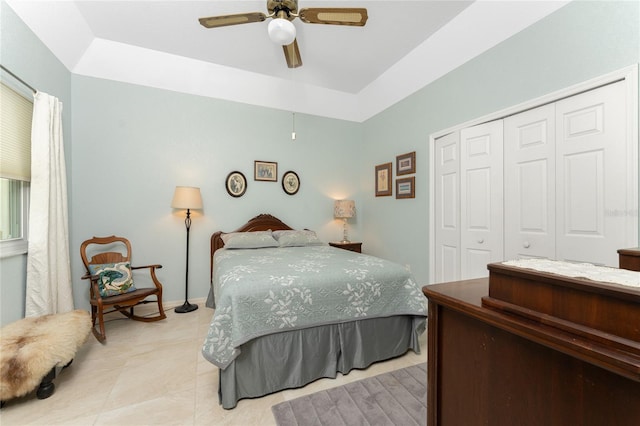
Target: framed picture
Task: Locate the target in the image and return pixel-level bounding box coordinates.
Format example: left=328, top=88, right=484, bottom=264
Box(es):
left=225, top=171, right=247, bottom=197
left=282, top=171, right=300, bottom=195
left=396, top=176, right=415, bottom=199
left=254, top=161, right=277, bottom=182
left=375, top=162, right=392, bottom=197
left=396, top=151, right=416, bottom=175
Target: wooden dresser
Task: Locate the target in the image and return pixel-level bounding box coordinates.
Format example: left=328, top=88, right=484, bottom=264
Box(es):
left=422, top=263, right=640, bottom=426
left=619, top=247, right=640, bottom=271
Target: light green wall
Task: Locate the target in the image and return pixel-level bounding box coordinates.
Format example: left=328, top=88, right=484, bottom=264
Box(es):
left=2, top=0, right=639, bottom=325
left=361, top=0, right=639, bottom=285
left=1, top=0, right=361, bottom=324
left=70, top=76, right=362, bottom=307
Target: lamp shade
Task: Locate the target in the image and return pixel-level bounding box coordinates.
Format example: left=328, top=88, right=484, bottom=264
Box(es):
left=171, top=186, right=203, bottom=210
left=268, top=18, right=296, bottom=45
left=334, top=200, right=356, bottom=219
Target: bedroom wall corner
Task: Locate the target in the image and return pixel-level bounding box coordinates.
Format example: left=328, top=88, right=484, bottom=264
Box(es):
left=360, top=0, right=640, bottom=287
left=0, top=0, right=73, bottom=326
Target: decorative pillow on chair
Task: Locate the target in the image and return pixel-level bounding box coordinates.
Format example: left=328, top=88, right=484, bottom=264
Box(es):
left=88, top=262, right=137, bottom=297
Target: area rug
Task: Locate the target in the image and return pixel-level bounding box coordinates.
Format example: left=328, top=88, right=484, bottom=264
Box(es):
left=271, top=363, right=427, bottom=426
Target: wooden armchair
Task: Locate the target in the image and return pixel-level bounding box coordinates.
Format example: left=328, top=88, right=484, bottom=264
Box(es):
left=80, top=236, right=166, bottom=342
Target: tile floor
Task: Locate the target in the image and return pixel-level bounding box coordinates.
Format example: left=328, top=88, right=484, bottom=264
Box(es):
left=0, top=299, right=427, bottom=426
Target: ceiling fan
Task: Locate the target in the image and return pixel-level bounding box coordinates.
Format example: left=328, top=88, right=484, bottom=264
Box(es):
left=198, top=0, right=368, bottom=68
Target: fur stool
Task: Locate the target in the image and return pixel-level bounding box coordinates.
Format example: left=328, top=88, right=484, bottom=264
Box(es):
left=0, top=309, right=91, bottom=406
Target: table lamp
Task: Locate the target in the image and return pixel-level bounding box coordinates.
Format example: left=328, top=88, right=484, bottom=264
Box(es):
left=334, top=200, right=355, bottom=243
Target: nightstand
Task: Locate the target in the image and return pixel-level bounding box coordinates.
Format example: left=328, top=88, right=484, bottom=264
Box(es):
left=329, top=241, right=362, bottom=253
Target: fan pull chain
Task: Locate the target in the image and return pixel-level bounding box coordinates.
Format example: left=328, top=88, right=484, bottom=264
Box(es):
left=291, top=112, right=296, bottom=140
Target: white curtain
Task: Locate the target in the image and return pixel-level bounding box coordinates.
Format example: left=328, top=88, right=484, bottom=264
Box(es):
left=25, top=92, right=74, bottom=317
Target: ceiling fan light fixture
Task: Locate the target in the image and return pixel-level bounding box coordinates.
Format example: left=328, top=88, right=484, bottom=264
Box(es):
left=268, top=18, right=296, bottom=45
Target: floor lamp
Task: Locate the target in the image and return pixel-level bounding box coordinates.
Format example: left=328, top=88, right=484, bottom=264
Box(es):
left=171, top=186, right=203, bottom=313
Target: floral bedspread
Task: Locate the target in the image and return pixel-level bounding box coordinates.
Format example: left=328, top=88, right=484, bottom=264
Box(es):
left=201, top=245, right=427, bottom=369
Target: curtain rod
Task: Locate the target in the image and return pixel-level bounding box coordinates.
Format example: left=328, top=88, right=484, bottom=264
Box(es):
left=0, top=64, right=37, bottom=94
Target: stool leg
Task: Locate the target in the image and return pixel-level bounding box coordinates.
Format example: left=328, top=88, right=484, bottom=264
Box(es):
left=36, top=367, right=56, bottom=400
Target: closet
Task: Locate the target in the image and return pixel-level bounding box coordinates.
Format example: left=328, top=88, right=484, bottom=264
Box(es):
left=434, top=78, right=638, bottom=282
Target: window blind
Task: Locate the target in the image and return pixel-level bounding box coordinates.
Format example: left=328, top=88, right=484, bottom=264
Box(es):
left=0, top=82, right=32, bottom=181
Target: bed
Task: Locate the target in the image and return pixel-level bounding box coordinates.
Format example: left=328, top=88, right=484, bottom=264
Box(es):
left=201, top=214, right=427, bottom=409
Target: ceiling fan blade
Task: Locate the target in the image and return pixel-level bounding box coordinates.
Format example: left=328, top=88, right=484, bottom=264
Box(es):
left=199, top=12, right=267, bottom=29
left=298, top=8, right=368, bottom=26
left=282, top=39, right=302, bottom=69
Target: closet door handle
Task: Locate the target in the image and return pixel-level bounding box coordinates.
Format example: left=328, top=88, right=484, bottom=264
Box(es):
left=477, top=238, right=484, bottom=244
left=523, top=241, right=530, bottom=248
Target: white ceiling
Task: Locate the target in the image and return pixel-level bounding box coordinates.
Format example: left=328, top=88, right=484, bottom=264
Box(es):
left=5, top=0, right=569, bottom=122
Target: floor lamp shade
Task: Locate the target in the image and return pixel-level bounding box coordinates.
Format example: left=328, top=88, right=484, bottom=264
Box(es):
left=171, top=186, right=203, bottom=210
left=172, top=186, right=203, bottom=314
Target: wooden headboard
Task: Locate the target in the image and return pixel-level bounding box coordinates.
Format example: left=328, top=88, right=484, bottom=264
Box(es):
left=210, top=214, right=294, bottom=283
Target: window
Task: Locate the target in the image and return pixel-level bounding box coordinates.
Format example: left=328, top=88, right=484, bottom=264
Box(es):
left=0, top=80, right=32, bottom=257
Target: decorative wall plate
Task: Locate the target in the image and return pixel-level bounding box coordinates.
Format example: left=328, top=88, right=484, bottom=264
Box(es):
left=226, top=171, right=247, bottom=197
left=282, top=171, right=300, bottom=195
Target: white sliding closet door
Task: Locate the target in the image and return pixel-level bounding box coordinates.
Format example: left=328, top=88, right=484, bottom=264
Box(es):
left=504, top=103, right=556, bottom=261
left=434, top=132, right=460, bottom=283
left=460, top=121, right=504, bottom=279
left=432, top=72, right=637, bottom=282
left=555, top=81, right=628, bottom=266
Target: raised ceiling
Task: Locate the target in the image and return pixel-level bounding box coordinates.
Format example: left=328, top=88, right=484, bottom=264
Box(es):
left=5, top=1, right=569, bottom=121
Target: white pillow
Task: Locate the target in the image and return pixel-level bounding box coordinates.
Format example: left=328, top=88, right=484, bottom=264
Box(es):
left=221, top=230, right=278, bottom=249
left=272, top=230, right=324, bottom=247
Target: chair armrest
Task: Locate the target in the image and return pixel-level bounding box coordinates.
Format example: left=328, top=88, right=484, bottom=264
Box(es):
left=131, top=264, right=164, bottom=290
left=131, top=264, right=163, bottom=271
left=81, top=273, right=99, bottom=280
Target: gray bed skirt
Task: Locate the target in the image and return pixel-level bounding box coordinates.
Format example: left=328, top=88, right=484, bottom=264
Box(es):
left=218, top=315, right=426, bottom=409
